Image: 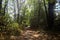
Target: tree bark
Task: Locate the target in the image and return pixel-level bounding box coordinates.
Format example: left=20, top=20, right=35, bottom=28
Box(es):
left=4, top=0, right=8, bottom=15
left=13, top=0, right=17, bottom=21
left=16, top=0, right=20, bottom=24
left=0, top=0, right=2, bottom=16
left=48, top=0, right=55, bottom=30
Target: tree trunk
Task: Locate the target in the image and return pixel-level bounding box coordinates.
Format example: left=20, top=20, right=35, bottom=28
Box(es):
left=16, top=0, right=20, bottom=24
left=47, top=0, right=55, bottom=30
left=4, top=0, right=8, bottom=15
left=13, top=0, right=17, bottom=21
left=0, top=0, right=2, bottom=16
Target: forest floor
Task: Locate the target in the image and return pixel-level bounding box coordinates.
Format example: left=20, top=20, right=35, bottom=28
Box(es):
left=0, top=28, right=60, bottom=40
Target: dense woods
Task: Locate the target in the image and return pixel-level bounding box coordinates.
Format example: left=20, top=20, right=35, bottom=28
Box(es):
left=0, top=0, right=60, bottom=40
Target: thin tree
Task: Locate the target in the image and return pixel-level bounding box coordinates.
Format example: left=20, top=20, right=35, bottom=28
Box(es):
left=4, top=0, right=8, bottom=15
left=16, top=0, right=20, bottom=24
left=0, top=0, right=2, bottom=16
left=13, top=0, right=17, bottom=21
left=0, top=0, right=2, bottom=36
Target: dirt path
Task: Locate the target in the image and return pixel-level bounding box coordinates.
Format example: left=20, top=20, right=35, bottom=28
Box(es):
left=9, top=29, right=60, bottom=40
left=0, top=29, right=60, bottom=40
left=19, top=30, right=60, bottom=40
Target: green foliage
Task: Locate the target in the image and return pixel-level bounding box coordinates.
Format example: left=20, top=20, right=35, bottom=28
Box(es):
left=0, top=13, right=21, bottom=36
left=48, top=0, right=56, bottom=3
left=11, top=23, right=19, bottom=28
left=7, top=22, right=21, bottom=36
left=1, top=0, right=60, bottom=32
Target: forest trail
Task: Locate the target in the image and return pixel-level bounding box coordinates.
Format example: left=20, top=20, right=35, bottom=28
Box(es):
left=0, top=28, right=60, bottom=40
left=10, top=29, right=60, bottom=40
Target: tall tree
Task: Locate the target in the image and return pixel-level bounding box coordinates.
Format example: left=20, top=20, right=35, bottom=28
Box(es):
left=16, top=0, right=20, bottom=24
left=0, top=0, right=3, bottom=16
left=4, top=0, right=8, bottom=14
left=47, top=0, right=56, bottom=30
left=13, top=0, right=17, bottom=21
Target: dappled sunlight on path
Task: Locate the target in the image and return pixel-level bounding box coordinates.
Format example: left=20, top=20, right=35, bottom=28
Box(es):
left=19, top=29, right=60, bottom=40
left=0, top=29, right=60, bottom=40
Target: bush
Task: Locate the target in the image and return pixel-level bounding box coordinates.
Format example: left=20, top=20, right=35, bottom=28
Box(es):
left=0, top=14, right=21, bottom=36
left=7, top=23, right=21, bottom=36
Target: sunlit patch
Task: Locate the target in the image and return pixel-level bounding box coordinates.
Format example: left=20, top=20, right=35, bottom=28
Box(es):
left=54, top=2, right=60, bottom=17
left=56, top=12, right=58, bottom=16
